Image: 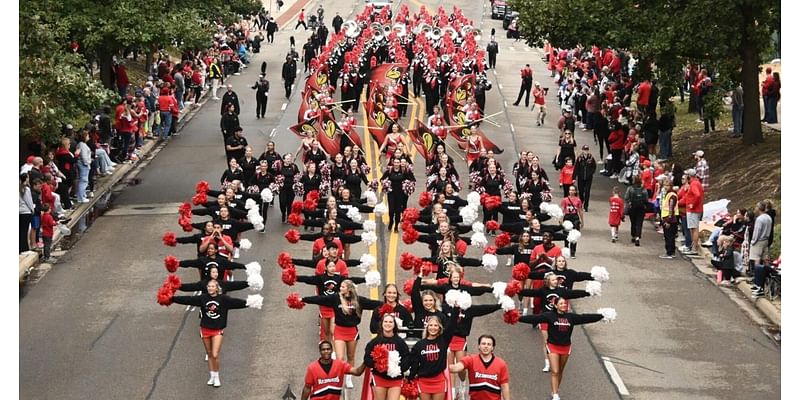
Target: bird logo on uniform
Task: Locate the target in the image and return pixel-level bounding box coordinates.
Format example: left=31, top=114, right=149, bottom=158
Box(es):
left=315, top=73, right=328, bottom=87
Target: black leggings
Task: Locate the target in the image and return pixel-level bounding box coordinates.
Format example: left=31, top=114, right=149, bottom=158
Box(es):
left=20, top=213, right=32, bottom=253
left=387, top=193, right=407, bottom=229
left=279, top=189, right=294, bottom=220
left=629, top=209, right=645, bottom=239
left=611, top=149, right=623, bottom=174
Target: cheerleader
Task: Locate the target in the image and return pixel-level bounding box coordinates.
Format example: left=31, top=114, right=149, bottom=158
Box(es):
left=299, top=162, right=323, bottom=201
left=381, top=158, right=414, bottom=232
left=560, top=185, right=584, bottom=258
left=330, top=153, right=348, bottom=188
left=422, top=241, right=482, bottom=280
left=170, top=279, right=260, bottom=387
left=177, top=242, right=245, bottom=280
left=304, top=140, right=329, bottom=168
left=427, top=167, right=460, bottom=194
left=608, top=186, right=624, bottom=243
left=343, top=158, right=369, bottom=200
left=369, top=284, right=414, bottom=334
left=302, top=341, right=366, bottom=400
left=417, top=221, right=462, bottom=258
left=411, top=275, right=448, bottom=332
left=521, top=170, right=552, bottom=212
left=464, top=128, right=484, bottom=166
left=290, top=243, right=355, bottom=276
left=192, top=193, right=247, bottom=220
left=176, top=265, right=254, bottom=294
left=172, top=221, right=215, bottom=255
left=300, top=280, right=384, bottom=389
left=528, top=255, right=600, bottom=290
left=429, top=153, right=458, bottom=181
left=250, top=160, right=275, bottom=227
left=517, top=297, right=610, bottom=400
left=442, top=184, right=467, bottom=209
left=476, top=163, right=505, bottom=223
left=363, top=313, right=412, bottom=400
left=257, top=141, right=281, bottom=174
left=207, top=207, right=254, bottom=254
left=428, top=106, right=447, bottom=142
left=496, top=230, right=536, bottom=266
left=277, top=153, right=300, bottom=223
left=379, top=123, right=409, bottom=160
left=406, top=311, right=459, bottom=400
left=220, top=158, right=244, bottom=186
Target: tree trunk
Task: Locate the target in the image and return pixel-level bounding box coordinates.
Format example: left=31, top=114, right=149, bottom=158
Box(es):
left=98, top=48, right=115, bottom=90
left=740, top=39, right=763, bottom=145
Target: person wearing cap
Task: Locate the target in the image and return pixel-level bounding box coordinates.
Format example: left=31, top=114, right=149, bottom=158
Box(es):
left=659, top=178, right=679, bottom=259
left=221, top=85, right=240, bottom=116
left=693, top=150, right=709, bottom=190
left=513, top=64, right=533, bottom=107
left=20, top=155, right=36, bottom=176
left=574, top=145, right=597, bottom=211
left=252, top=75, right=270, bottom=119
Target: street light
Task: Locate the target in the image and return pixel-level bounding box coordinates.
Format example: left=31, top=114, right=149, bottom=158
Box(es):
left=282, top=384, right=297, bottom=400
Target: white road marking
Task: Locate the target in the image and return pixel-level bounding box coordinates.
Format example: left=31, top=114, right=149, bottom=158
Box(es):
left=281, top=103, right=288, bottom=111
left=602, top=357, right=630, bottom=396
left=503, top=100, right=508, bottom=107
left=270, top=128, right=277, bottom=138
left=498, top=84, right=503, bottom=90
left=509, top=47, right=515, bottom=51
left=509, top=123, right=515, bottom=133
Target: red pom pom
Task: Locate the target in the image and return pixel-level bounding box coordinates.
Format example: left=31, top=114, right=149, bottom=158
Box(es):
left=400, top=252, right=421, bottom=271
left=401, top=379, right=420, bottom=399
left=480, top=192, right=489, bottom=206
left=505, top=279, right=523, bottom=297
left=291, top=200, right=304, bottom=213
left=495, top=232, right=511, bottom=248
left=282, top=266, right=297, bottom=285
left=485, top=195, right=502, bottom=211
left=416, top=261, right=436, bottom=276
left=178, top=215, right=193, bottom=232
left=195, top=180, right=209, bottom=194
left=503, top=309, right=521, bottom=324
left=379, top=303, right=395, bottom=317
left=165, top=274, right=182, bottom=292
left=164, top=255, right=179, bottom=273
left=277, top=252, right=293, bottom=269
left=162, top=232, right=177, bottom=247
left=402, top=228, right=420, bottom=244
left=371, top=345, right=390, bottom=373
left=403, top=278, right=415, bottom=296
left=178, top=202, right=192, bottom=217
left=455, top=240, right=467, bottom=256
left=402, top=208, right=420, bottom=224
left=303, top=198, right=317, bottom=212
left=401, top=298, right=413, bottom=313
left=418, top=192, right=433, bottom=208
left=307, top=190, right=321, bottom=202
left=157, top=286, right=174, bottom=306
left=399, top=221, right=412, bottom=232
left=486, top=220, right=500, bottom=231
left=512, top=263, right=531, bottom=281
left=484, top=245, right=497, bottom=254
left=285, top=229, right=300, bottom=243
left=289, top=212, right=305, bottom=226
left=191, top=192, right=207, bottom=206
left=286, top=292, right=306, bottom=309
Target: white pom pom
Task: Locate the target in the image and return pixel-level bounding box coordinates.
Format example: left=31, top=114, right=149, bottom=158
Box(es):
left=460, top=205, right=478, bottom=225
left=387, top=350, right=402, bottom=378
left=561, top=247, right=571, bottom=258
left=365, top=270, right=381, bottom=288
left=445, top=290, right=460, bottom=307
left=481, top=254, right=498, bottom=272
left=261, top=188, right=273, bottom=203
left=363, top=220, right=376, bottom=232
left=253, top=222, right=265, bottom=231
left=598, top=307, right=617, bottom=323
left=499, top=295, right=516, bottom=312
left=347, top=206, right=363, bottom=223
left=492, top=281, right=508, bottom=299
left=472, top=221, right=485, bottom=233
left=365, top=190, right=378, bottom=207
left=246, top=294, right=264, bottom=309
left=467, top=191, right=481, bottom=206
left=245, top=262, right=262, bottom=276
left=547, top=206, right=564, bottom=220
left=239, top=238, right=252, bottom=250
left=245, top=198, right=258, bottom=210
left=456, top=291, right=472, bottom=310
left=470, top=232, right=488, bottom=248
left=361, top=231, right=377, bottom=246
left=248, top=212, right=264, bottom=226
left=247, top=273, right=264, bottom=292
left=539, top=202, right=551, bottom=213
left=567, top=229, right=582, bottom=244
left=359, top=254, right=376, bottom=268
left=562, top=220, right=574, bottom=231
left=585, top=281, right=602, bottom=296
left=374, top=203, right=387, bottom=217
left=591, top=266, right=610, bottom=282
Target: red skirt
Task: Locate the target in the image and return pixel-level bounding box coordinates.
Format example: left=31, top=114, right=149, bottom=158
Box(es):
left=319, top=305, right=335, bottom=319
left=417, top=372, right=447, bottom=394
left=546, top=343, right=572, bottom=355
left=466, top=152, right=480, bottom=165
left=372, top=373, right=403, bottom=388
left=448, top=335, right=468, bottom=352
left=200, top=327, right=223, bottom=338
left=538, top=322, right=549, bottom=332
left=334, top=325, right=359, bottom=341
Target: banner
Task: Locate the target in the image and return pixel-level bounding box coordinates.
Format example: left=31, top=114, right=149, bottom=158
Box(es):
left=365, top=63, right=408, bottom=144
left=289, top=111, right=343, bottom=156
left=444, top=74, right=503, bottom=154
left=407, top=119, right=436, bottom=161
left=297, top=70, right=330, bottom=122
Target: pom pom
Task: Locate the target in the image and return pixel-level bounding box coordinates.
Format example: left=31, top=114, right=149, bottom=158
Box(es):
left=512, top=263, right=531, bottom=281
left=486, top=220, right=499, bottom=231
left=456, top=291, right=472, bottom=310
left=245, top=198, right=258, bottom=211
left=191, top=192, right=207, bottom=206
left=418, top=191, right=432, bottom=207
left=495, top=232, right=511, bottom=248
left=288, top=212, right=305, bottom=226
left=505, top=279, right=523, bottom=297
left=591, top=266, right=610, bottom=282
left=379, top=303, right=395, bottom=317
left=239, top=238, right=252, bottom=250
left=307, top=190, right=320, bottom=202
left=445, top=290, right=460, bottom=307
left=492, top=281, right=508, bottom=299
left=459, top=205, right=478, bottom=225
left=361, top=231, right=378, bottom=246
left=178, top=202, right=192, bottom=216
left=285, top=229, right=300, bottom=243
left=303, top=198, right=317, bottom=211
left=472, top=221, right=485, bottom=233
left=387, top=350, right=402, bottom=378
left=598, top=307, right=617, bottom=323
left=347, top=206, right=363, bottom=223
left=402, top=228, right=419, bottom=244
left=567, top=229, right=582, bottom=244
left=164, top=255, right=179, bottom=273
left=586, top=281, right=602, bottom=296
left=165, top=274, right=181, bottom=293
left=195, top=180, right=209, bottom=194
left=471, top=232, right=488, bottom=248
left=245, top=261, right=262, bottom=276
left=503, top=309, right=521, bottom=324
left=359, top=254, right=377, bottom=268
left=499, top=295, right=516, bottom=312
left=365, top=190, right=378, bottom=207
left=363, top=220, right=376, bottom=232
left=246, top=294, right=264, bottom=309
left=401, top=179, right=416, bottom=196
left=467, top=191, right=481, bottom=206
left=371, top=345, right=390, bottom=373
left=401, top=298, right=413, bottom=312
left=286, top=292, right=305, bottom=309
left=561, top=247, right=571, bottom=258
left=162, top=232, right=177, bottom=247
left=247, top=211, right=264, bottom=227
left=562, top=220, right=574, bottom=231
left=277, top=252, right=293, bottom=269
left=401, top=379, right=420, bottom=398
left=365, top=270, right=382, bottom=288
left=374, top=202, right=387, bottom=216
left=400, top=252, right=422, bottom=271
left=539, top=202, right=551, bottom=213
left=484, top=245, right=497, bottom=254
left=291, top=200, right=303, bottom=213
left=157, top=287, right=174, bottom=306
left=402, top=208, right=420, bottom=224
left=417, top=261, right=436, bottom=276
left=247, top=273, right=264, bottom=292
left=282, top=266, right=297, bottom=285
left=547, top=205, right=564, bottom=220
left=253, top=222, right=265, bottom=231
left=455, top=240, right=467, bottom=256
left=484, top=195, right=502, bottom=211
left=403, top=278, right=415, bottom=296
left=179, top=215, right=193, bottom=232
left=479, top=192, right=489, bottom=206
left=481, top=254, right=498, bottom=272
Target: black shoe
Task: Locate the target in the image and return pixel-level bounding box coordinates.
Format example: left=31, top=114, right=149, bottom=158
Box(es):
left=635, top=239, right=640, bottom=247
left=512, top=103, right=519, bottom=106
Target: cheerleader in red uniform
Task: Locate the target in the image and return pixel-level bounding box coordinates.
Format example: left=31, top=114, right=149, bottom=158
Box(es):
left=379, top=123, right=408, bottom=160
left=465, top=129, right=484, bottom=166
left=608, top=186, right=625, bottom=243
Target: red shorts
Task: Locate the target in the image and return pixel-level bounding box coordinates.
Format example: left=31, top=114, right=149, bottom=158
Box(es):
left=538, top=322, right=548, bottom=332
left=448, top=335, right=467, bottom=352
left=372, top=373, right=403, bottom=388
left=200, top=327, right=223, bottom=338
left=546, top=343, right=572, bottom=355
left=334, top=325, right=359, bottom=341
left=417, top=372, right=447, bottom=394
left=319, top=305, right=335, bottom=319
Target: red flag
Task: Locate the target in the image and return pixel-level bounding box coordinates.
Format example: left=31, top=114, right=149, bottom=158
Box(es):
left=444, top=74, right=503, bottom=154
left=365, top=63, right=408, bottom=144
left=407, top=119, right=436, bottom=161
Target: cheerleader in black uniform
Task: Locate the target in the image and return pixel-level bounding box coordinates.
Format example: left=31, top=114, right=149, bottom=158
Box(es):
left=173, top=221, right=215, bottom=255
left=476, top=162, right=505, bottom=224
left=417, top=221, right=462, bottom=258
left=520, top=170, right=552, bottom=212
left=381, top=158, right=414, bottom=232
left=364, top=313, right=412, bottom=400
left=427, top=166, right=460, bottom=194
left=411, top=275, right=448, bottom=332
left=369, top=283, right=414, bottom=334
left=344, top=158, right=369, bottom=200
left=176, top=265, right=254, bottom=294
left=527, top=255, right=600, bottom=290
left=422, top=240, right=482, bottom=280
left=192, top=193, right=247, bottom=220
left=250, top=160, right=274, bottom=228
left=220, top=158, right=244, bottom=187
left=257, top=141, right=281, bottom=174
left=407, top=310, right=460, bottom=399
left=441, top=184, right=467, bottom=209
left=277, top=153, right=300, bottom=223
left=496, top=230, right=536, bottom=265
left=299, top=161, right=323, bottom=200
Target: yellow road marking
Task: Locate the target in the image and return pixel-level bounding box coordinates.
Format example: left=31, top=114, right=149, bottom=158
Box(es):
left=362, top=91, right=380, bottom=300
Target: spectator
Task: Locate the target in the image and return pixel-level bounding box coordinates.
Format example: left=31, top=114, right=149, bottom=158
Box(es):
left=659, top=178, right=678, bottom=259
left=54, top=137, right=75, bottom=210
left=40, top=203, right=57, bottom=262
left=730, top=82, right=744, bottom=138
left=752, top=256, right=779, bottom=298
left=74, top=129, right=92, bottom=204
left=174, top=66, right=186, bottom=110
left=157, top=87, right=178, bottom=140
left=20, top=174, right=35, bottom=253
left=702, top=209, right=749, bottom=256
left=623, top=176, right=648, bottom=247
left=748, top=201, right=773, bottom=271
left=208, top=57, right=223, bottom=100
left=679, top=169, right=704, bottom=256
left=115, top=60, right=129, bottom=98
left=657, top=104, right=675, bottom=159
left=763, top=199, right=777, bottom=250
left=20, top=155, right=35, bottom=176
left=760, top=67, right=773, bottom=122
left=711, top=235, right=735, bottom=286
left=693, top=150, right=709, bottom=190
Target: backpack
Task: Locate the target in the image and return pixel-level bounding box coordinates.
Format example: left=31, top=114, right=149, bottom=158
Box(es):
left=629, top=186, right=648, bottom=209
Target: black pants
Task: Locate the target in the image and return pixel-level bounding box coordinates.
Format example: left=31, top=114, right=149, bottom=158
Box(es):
left=295, top=21, right=307, bottom=30
left=57, top=178, right=73, bottom=209
left=629, top=208, right=645, bottom=239
left=483, top=205, right=499, bottom=224
left=611, top=149, right=623, bottom=174
left=664, top=221, right=678, bottom=256
left=267, top=32, right=275, bottom=43
left=387, top=193, right=407, bottom=229
left=596, top=135, right=609, bottom=158
left=256, top=96, right=267, bottom=117
left=20, top=213, right=32, bottom=253
left=120, top=132, right=133, bottom=161
left=488, top=53, right=497, bottom=69
left=279, top=189, right=294, bottom=221
left=577, top=178, right=592, bottom=210
left=285, top=81, right=293, bottom=98
left=514, top=84, right=531, bottom=106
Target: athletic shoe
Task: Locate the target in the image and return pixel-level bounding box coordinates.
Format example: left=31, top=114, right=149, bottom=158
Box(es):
left=701, top=241, right=713, bottom=248
left=683, top=250, right=699, bottom=256
left=678, top=246, right=691, bottom=253
left=552, top=394, right=560, bottom=400
left=345, top=375, right=354, bottom=389
left=207, top=374, right=215, bottom=386
left=634, top=238, right=640, bottom=247
left=542, top=360, right=550, bottom=372
left=213, top=375, right=221, bottom=387
left=659, top=254, right=674, bottom=259
left=752, top=289, right=765, bottom=298
left=506, top=258, right=512, bottom=267
left=609, top=174, right=618, bottom=179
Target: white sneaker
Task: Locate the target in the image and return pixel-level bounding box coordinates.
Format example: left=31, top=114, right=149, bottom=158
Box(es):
left=552, top=394, right=560, bottom=400
left=213, top=375, right=221, bottom=387
left=543, top=360, right=550, bottom=372
left=506, top=258, right=512, bottom=266
left=234, top=248, right=240, bottom=259
left=345, top=375, right=354, bottom=389
left=207, top=374, right=215, bottom=386
left=522, top=308, right=529, bottom=316
left=609, top=174, right=618, bottom=179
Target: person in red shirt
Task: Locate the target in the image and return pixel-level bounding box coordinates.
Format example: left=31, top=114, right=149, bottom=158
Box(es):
left=636, top=80, right=651, bottom=113
left=531, top=231, right=563, bottom=262
left=532, top=82, right=547, bottom=126
left=115, top=60, right=129, bottom=98
left=761, top=67, right=773, bottom=122
left=607, top=122, right=626, bottom=178
left=39, top=203, right=57, bottom=262
left=608, top=186, right=624, bottom=243
left=302, top=341, right=364, bottom=400
left=558, top=158, right=575, bottom=197
left=449, top=335, right=511, bottom=400
left=296, top=8, right=308, bottom=30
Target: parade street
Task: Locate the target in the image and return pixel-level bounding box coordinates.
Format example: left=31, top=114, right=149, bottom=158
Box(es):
left=19, top=0, right=779, bottom=399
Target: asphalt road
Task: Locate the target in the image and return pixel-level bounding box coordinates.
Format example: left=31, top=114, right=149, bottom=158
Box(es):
left=19, top=0, right=780, bottom=399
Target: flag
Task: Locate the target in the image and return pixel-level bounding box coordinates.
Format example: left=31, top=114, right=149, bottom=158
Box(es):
left=365, top=63, right=408, bottom=144
left=407, top=119, right=436, bottom=161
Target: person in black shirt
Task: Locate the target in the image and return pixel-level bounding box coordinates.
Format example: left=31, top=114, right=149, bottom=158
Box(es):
left=266, top=17, right=278, bottom=43
left=220, top=103, right=240, bottom=145
left=281, top=55, right=297, bottom=98
left=220, top=85, right=240, bottom=115
left=238, top=147, right=259, bottom=186
left=381, top=158, right=414, bottom=232
left=302, top=37, right=316, bottom=73
left=363, top=312, right=412, bottom=397
left=332, top=12, right=343, bottom=34
left=225, top=127, right=248, bottom=161
left=252, top=75, right=270, bottom=118
left=277, top=153, right=300, bottom=223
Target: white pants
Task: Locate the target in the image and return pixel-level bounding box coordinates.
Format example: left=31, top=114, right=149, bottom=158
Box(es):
left=211, top=78, right=220, bottom=98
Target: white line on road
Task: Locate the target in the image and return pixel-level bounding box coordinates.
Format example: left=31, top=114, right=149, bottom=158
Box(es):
left=498, top=84, right=503, bottom=90
left=602, top=357, right=630, bottom=396
left=504, top=100, right=508, bottom=108
left=509, top=47, right=515, bottom=51
left=509, top=123, right=515, bottom=133
left=270, top=128, right=277, bottom=138
left=281, top=103, right=288, bottom=111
